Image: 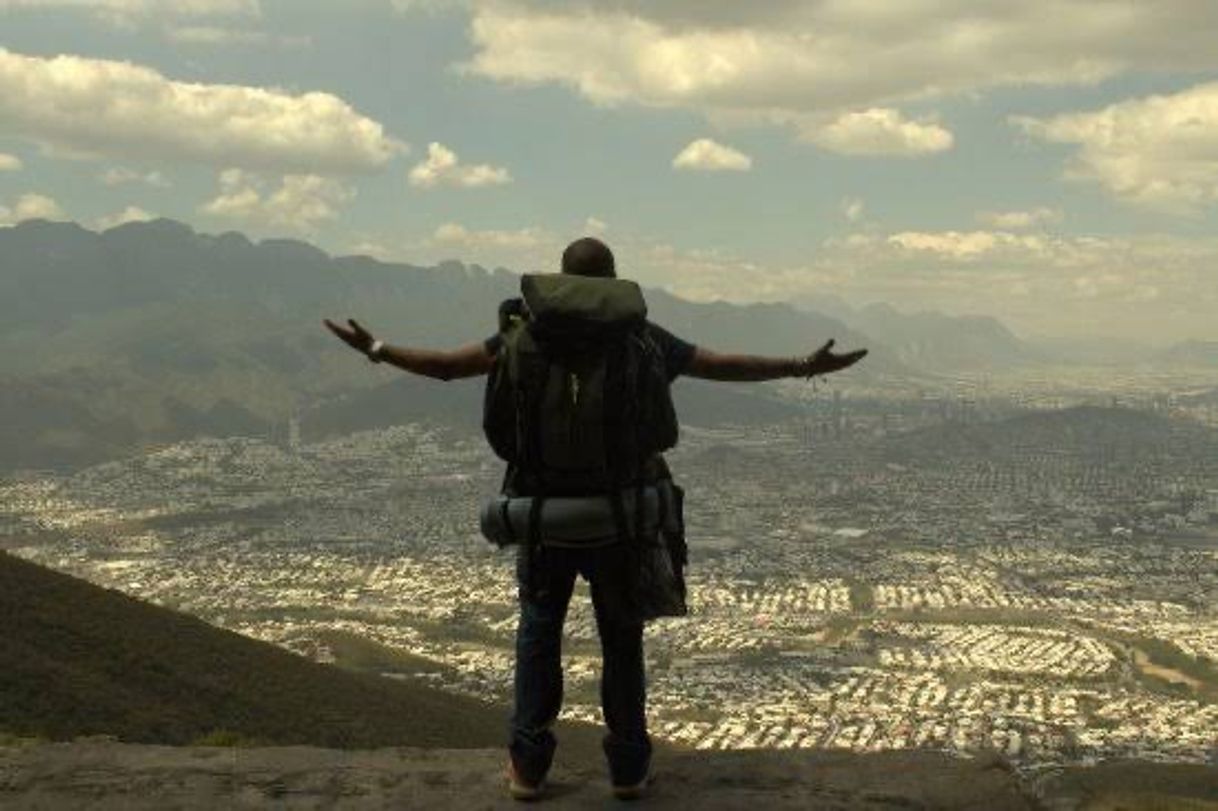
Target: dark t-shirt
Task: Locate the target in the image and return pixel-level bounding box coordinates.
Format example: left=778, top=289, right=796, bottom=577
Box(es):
left=483, top=321, right=696, bottom=381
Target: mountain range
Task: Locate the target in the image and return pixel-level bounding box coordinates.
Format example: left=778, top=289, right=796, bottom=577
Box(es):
left=794, top=294, right=1050, bottom=372
left=0, top=218, right=878, bottom=471
left=3, top=218, right=1213, bottom=473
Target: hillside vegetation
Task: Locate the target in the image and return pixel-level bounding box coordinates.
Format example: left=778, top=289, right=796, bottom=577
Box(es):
left=0, top=550, right=599, bottom=752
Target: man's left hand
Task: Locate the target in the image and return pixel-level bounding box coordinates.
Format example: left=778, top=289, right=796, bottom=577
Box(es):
left=807, top=339, right=868, bottom=376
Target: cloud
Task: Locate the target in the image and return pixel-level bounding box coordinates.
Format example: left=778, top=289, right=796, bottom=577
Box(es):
left=346, top=238, right=396, bottom=262
left=431, top=221, right=546, bottom=250
left=0, top=192, right=66, bottom=224
left=164, top=25, right=311, bottom=48
left=841, top=198, right=865, bottom=223
left=421, top=220, right=565, bottom=274
left=976, top=207, right=1062, bottom=229
left=200, top=169, right=355, bottom=231
left=0, top=47, right=404, bottom=174
left=409, top=207, right=1218, bottom=341
left=94, top=204, right=153, bottom=230
left=672, top=138, right=752, bottom=171
left=408, top=142, right=511, bottom=189
left=1014, top=81, right=1218, bottom=210
left=0, top=152, right=22, bottom=171
left=886, top=230, right=1049, bottom=261
left=582, top=216, right=608, bottom=235
left=99, top=166, right=170, bottom=187
left=814, top=227, right=1218, bottom=339
left=802, top=109, right=953, bottom=156
left=462, top=3, right=1218, bottom=147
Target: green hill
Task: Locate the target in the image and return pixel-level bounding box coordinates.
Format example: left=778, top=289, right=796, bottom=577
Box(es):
left=0, top=551, right=593, bottom=751
left=882, top=405, right=1218, bottom=464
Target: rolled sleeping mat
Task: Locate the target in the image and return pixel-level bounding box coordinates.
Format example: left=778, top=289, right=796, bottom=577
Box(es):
left=480, top=485, right=672, bottom=548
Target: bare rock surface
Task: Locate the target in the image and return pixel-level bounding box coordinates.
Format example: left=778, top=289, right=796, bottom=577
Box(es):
left=5, top=741, right=1217, bottom=809
left=0, top=740, right=1039, bottom=810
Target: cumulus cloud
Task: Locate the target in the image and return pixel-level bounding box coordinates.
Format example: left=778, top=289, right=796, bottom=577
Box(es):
left=672, top=138, right=752, bottom=171
left=0, top=48, right=404, bottom=174
left=802, top=108, right=953, bottom=156
left=200, top=169, right=355, bottom=231
left=0, top=192, right=66, bottom=224
left=549, top=221, right=1217, bottom=342
left=814, top=227, right=1218, bottom=339
left=99, top=166, right=170, bottom=187
left=976, top=207, right=1062, bottom=229
left=421, top=220, right=566, bottom=273
left=432, top=221, right=546, bottom=250
left=408, top=142, right=511, bottom=189
left=462, top=2, right=1218, bottom=148
left=0, top=152, right=22, bottom=171
left=345, top=238, right=397, bottom=262
left=582, top=216, right=608, bottom=235
left=886, top=230, right=1050, bottom=261
left=94, top=204, right=153, bottom=230
left=1015, top=81, right=1218, bottom=210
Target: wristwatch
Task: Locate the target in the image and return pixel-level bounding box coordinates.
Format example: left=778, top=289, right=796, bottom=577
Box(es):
left=367, top=339, right=385, bottom=363
left=791, top=354, right=816, bottom=378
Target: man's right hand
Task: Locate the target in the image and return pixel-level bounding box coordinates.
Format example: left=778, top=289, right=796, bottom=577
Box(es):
left=323, top=318, right=375, bottom=354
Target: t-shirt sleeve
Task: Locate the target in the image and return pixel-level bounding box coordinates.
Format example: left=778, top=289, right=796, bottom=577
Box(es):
left=484, top=333, right=503, bottom=356
left=648, top=322, right=697, bottom=381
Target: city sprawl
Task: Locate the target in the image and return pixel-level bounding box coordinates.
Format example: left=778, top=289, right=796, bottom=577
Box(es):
left=4, top=390, right=1218, bottom=770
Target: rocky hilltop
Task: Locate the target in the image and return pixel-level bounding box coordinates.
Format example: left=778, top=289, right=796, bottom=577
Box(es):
left=0, top=740, right=1032, bottom=810
left=3, top=525, right=1216, bottom=809
left=3, top=740, right=1217, bottom=810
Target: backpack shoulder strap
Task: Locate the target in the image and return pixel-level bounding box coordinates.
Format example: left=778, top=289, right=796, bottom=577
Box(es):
left=496, top=296, right=527, bottom=334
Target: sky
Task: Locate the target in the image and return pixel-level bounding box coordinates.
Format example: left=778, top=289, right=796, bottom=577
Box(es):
left=1, top=0, right=1217, bottom=344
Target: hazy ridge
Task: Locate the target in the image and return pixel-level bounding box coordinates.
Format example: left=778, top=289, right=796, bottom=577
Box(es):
left=1, top=218, right=881, bottom=471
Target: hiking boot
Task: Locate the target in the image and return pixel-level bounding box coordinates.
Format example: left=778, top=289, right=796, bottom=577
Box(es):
left=611, top=769, right=652, bottom=801
left=506, top=760, right=545, bottom=802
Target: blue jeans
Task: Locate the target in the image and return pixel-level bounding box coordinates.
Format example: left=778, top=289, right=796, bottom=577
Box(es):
left=509, top=542, right=652, bottom=786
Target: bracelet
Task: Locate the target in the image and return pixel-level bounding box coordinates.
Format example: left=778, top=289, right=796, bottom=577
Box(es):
left=367, top=339, right=385, bottom=363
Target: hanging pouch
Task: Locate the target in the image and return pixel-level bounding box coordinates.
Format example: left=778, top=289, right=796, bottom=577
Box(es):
left=631, top=479, right=688, bottom=621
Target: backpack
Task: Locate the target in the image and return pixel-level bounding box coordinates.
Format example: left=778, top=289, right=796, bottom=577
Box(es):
left=482, top=273, right=678, bottom=497
left=482, top=273, right=687, bottom=619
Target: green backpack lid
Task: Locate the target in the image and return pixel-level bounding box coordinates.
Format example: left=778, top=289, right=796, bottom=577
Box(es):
left=521, top=273, right=646, bottom=328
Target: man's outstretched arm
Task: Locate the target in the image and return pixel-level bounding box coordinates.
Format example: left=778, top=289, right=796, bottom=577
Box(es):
left=686, top=339, right=867, bottom=382
left=323, top=318, right=495, bottom=381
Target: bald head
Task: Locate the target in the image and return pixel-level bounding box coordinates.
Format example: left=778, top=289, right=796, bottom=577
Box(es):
left=561, top=237, right=615, bottom=278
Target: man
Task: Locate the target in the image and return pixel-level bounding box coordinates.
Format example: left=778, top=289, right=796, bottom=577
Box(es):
left=324, top=237, right=867, bottom=800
